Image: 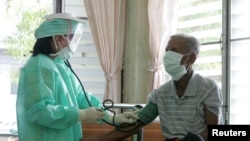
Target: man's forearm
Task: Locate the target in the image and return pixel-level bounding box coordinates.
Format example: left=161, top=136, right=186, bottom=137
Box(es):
left=100, top=122, right=145, bottom=141
left=82, top=122, right=145, bottom=141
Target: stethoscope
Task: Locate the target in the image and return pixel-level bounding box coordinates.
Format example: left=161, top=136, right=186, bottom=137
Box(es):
left=64, top=60, right=143, bottom=132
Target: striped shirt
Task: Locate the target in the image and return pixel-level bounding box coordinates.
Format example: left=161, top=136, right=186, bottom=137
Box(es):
left=148, top=73, right=223, bottom=139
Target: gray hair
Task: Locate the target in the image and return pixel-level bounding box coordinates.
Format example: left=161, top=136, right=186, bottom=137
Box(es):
left=170, top=33, right=200, bottom=55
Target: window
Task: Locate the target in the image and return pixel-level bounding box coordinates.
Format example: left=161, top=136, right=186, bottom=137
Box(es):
left=0, top=0, right=106, bottom=135
left=64, top=0, right=106, bottom=101
left=68, top=19, right=106, bottom=100
left=228, top=0, right=250, bottom=124
left=175, top=0, right=250, bottom=124
left=175, top=0, right=223, bottom=101
left=176, top=0, right=222, bottom=82
left=0, top=0, right=53, bottom=134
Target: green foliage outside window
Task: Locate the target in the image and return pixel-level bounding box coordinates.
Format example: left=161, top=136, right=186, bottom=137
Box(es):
left=3, top=0, right=52, bottom=59
left=1, top=0, right=52, bottom=94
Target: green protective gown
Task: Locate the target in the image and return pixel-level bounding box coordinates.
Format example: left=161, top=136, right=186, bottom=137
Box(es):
left=16, top=54, right=102, bottom=141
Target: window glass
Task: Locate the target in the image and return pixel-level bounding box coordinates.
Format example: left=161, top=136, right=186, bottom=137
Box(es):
left=172, top=0, right=224, bottom=121
left=0, top=0, right=53, bottom=134
left=230, top=40, right=250, bottom=124
left=177, top=0, right=222, bottom=43
left=229, top=0, right=250, bottom=124
left=64, top=1, right=106, bottom=101
left=176, top=0, right=250, bottom=124
left=68, top=19, right=105, bottom=100
left=175, top=0, right=222, bottom=85
left=230, top=0, right=250, bottom=39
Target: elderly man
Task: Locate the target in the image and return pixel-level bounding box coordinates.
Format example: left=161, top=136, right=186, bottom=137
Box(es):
left=82, top=34, right=223, bottom=141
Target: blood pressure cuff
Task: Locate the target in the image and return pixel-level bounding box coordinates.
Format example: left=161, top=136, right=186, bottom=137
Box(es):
left=138, top=101, right=158, bottom=124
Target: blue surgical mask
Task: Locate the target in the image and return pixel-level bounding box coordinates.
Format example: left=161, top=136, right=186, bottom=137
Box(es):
left=163, top=51, right=189, bottom=81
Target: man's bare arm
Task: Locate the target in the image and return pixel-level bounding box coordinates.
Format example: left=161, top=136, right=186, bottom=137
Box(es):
left=199, top=108, right=219, bottom=141
left=82, top=121, right=146, bottom=141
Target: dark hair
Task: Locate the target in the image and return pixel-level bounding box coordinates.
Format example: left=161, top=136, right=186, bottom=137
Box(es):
left=31, top=36, right=54, bottom=56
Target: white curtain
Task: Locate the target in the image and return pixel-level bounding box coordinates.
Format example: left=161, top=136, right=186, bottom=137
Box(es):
left=83, top=0, right=126, bottom=103
left=147, top=0, right=178, bottom=93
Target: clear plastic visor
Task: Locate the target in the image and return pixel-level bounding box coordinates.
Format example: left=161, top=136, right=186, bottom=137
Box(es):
left=67, top=23, right=84, bottom=52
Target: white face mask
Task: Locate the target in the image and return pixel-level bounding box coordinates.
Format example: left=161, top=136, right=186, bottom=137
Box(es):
left=50, top=36, right=74, bottom=61
left=163, top=51, right=189, bottom=81
left=56, top=47, right=73, bottom=60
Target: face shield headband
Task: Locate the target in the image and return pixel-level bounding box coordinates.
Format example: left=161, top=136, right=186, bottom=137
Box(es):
left=35, top=13, right=84, bottom=53
left=49, top=21, right=84, bottom=59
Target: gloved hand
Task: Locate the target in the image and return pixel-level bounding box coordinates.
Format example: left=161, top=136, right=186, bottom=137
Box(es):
left=113, top=112, right=139, bottom=125
left=133, top=108, right=142, bottom=115
left=78, top=107, right=104, bottom=123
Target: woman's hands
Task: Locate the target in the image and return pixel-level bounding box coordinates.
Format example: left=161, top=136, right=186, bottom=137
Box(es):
left=114, top=112, right=139, bottom=125
left=78, top=107, right=104, bottom=122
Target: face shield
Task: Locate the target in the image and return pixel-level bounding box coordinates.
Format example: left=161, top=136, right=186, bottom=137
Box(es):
left=35, top=13, right=85, bottom=53
left=66, top=23, right=84, bottom=52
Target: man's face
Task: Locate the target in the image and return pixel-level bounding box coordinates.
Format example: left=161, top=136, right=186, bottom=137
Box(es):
left=165, top=37, right=193, bottom=65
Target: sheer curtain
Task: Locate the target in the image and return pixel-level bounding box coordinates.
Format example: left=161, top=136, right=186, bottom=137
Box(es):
left=147, top=0, right=178, bottom=93
left=83, top=0, right=126, bottom=103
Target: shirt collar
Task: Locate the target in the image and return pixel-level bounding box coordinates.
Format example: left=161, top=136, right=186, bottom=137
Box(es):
left=169, top=72, right=198, bottom=97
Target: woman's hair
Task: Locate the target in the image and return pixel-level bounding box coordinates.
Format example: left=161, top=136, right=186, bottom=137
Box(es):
left=31, top=36, right=53, bottom=56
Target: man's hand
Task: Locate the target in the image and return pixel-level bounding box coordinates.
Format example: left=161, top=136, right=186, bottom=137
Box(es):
left=82, top=136, right=99, bottom=141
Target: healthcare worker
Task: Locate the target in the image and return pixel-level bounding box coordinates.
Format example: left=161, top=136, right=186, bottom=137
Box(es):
left=16, top=13, right=138, bottom=141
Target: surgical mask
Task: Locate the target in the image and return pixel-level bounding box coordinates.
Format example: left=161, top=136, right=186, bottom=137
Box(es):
left=50, top=36, right=74, bottom=61
left=163, top=51, right=189, bottom=81
left=54, top=30, right=82, bottom=60
left=56, top=47, right=73, bottom=60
